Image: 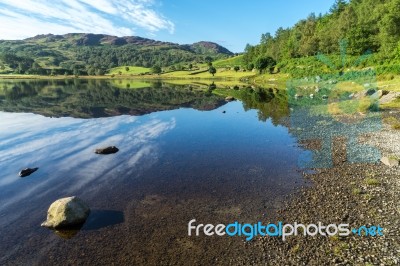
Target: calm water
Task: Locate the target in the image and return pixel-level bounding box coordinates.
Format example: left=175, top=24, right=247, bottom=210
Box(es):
left=0, top=79, right=381, bottom=265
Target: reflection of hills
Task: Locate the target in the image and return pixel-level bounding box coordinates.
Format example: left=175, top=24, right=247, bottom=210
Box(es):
left=233, top=87, right=290, bottom=126
left=0, top=80, right=226, bottom=118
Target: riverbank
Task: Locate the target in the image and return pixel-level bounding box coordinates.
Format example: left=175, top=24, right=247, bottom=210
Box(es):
left=245, top=110, right=400, bottom=265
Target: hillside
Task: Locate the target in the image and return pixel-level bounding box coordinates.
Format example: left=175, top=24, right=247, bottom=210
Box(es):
left=0, top=33, right=233, bottom=76
left=243, top=0, right=400, bottom=77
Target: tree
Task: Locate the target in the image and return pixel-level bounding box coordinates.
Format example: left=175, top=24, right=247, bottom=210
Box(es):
left=246, top=63, right=254, bottom=71
left=330, top=0, right=347, bottom=14
left=254, top=56, right=276, bottom=74
left=234, top=66, right=240, bottom=72
left=208, top=66, right=217, bottom=76
left=125, top=66, right=130, bottom=72
left=152, top=65, right=162, bottom=74
left=188, top=63, right=193, bottom=70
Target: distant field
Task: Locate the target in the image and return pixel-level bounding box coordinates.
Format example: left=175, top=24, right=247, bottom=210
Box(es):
left=108, top=66, right=151, bottom=75
left=213, top=55, right=243, bottom=68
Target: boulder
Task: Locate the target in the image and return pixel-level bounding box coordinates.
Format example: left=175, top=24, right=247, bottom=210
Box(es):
left=19, top=167, right=38, bottom=177
left=225, top=96, right=235, bottom=102
left=379, top=91, right=400, bottom=105
left=95, top=146, right=119, bottom=154
left=380, top=157, right=399, bottom=167
left=41, top=196, right=90, bottom=229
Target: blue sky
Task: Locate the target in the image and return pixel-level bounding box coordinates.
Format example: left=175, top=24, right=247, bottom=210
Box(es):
left=0, top=0, right=334, bottom=52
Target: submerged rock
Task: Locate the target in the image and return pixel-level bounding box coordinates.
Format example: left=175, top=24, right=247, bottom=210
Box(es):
left=95, top=146, right=119, bottom=155
left=19, top=167, right=38, bottom=177
left=380, top=157, right=399, bottom=167
left=41, top=196, right=90, bottom=229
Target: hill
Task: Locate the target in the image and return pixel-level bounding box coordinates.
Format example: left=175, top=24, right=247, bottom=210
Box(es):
left=0, top=33, right=233, bottom=76
left=243, top=0, right=400, bottom=77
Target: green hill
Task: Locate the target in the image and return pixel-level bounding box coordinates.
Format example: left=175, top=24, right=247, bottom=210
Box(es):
left=0, top=33, right=233, bottom=76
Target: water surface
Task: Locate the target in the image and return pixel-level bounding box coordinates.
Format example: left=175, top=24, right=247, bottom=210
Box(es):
left=0, top=79, right=381, bottom=265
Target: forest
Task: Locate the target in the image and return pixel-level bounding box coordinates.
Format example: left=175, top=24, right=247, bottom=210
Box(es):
left=243, top=0, right=400, bottom=77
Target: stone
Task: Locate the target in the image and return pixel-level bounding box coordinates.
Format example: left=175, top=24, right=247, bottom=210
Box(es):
left=41, top=196, right=90, bottom=229
left=380, top=157, right=399, bottom=167
left=95, top=146, right=119, bottom=154
left=379, top=91, right=400, bottom=105
left=19, top=167, right=38, bottom=177
left=225, top=96, right=235, bottom=102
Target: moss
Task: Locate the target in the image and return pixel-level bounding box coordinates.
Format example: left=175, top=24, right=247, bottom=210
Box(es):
left=365, top=178, right=380, bottom=186
left=383, top=116, right=400, bottom=130
left=352, top=188, right=363, bottom=195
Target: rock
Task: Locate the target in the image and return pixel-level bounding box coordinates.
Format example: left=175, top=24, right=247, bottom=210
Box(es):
left=366, top=88, right=376, bottom=96
left=95, top=146, right=119, bottom=155
left=19, top=167, right=38, bottom=177
left=315, top=88, right=320, bottom=93
left=294, top=94, right=303, bottom=98
left=225, top=96, right=235, bottom=102
left=41, top=196, right=90, bottom=229
left=322, top=95, right=328, bottom=99
left=309, top=94, right=314, bottom=98
left=222, top=111, right=226, bottom=114
left=372, top=90, right=384, bottom=99
left=380, top=157, right=399, bottom=167
left=379, top=91, right=400, bottom=105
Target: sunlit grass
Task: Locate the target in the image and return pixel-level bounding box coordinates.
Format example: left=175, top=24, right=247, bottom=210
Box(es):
left=108, top=66, right=151, bottom=75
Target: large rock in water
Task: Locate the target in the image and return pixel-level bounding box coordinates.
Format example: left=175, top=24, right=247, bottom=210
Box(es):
left=41, top=197, right=90, bottom=229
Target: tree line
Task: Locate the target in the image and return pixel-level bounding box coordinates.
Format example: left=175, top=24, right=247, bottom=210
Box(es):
left=243, top=0, right=400, bottom=76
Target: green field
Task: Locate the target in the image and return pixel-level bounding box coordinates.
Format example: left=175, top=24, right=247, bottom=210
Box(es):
left=213, top=55, right=243, bottom=68
left=108, top=66, right=151, bottom=75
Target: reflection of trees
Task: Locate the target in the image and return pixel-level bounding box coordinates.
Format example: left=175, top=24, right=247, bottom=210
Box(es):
left=235, top=87, right=290, bottom=125
left=0, top=80, right=225, bottom=118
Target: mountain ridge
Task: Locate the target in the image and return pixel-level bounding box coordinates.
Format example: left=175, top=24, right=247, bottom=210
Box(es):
left=0, top=33, right=233, bottom=75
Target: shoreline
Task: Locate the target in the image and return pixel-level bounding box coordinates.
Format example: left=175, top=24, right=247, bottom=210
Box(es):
left=249, top=109, right=400, bottom=265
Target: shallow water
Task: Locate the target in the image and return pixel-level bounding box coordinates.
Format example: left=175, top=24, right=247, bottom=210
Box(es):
left=0, top=79, right=382, bottom=264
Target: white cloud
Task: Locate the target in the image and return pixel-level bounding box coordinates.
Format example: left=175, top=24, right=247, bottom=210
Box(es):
left=0, top=0, right=174, bottom=39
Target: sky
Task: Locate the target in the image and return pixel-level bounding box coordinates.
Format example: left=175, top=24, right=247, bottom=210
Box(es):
left=0, top=0, right=334, bottom=53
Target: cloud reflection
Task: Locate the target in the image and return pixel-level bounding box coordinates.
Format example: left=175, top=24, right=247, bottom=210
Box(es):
left=0, top=112, right=176, bottom=219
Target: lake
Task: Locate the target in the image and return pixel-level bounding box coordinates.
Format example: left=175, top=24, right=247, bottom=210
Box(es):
left=0, top=79, right=381, bottom=265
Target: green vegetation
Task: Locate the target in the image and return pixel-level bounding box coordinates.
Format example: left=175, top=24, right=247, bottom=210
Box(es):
left=243, top=0, right=400, bottom=77
left=208, top=66, right=217, bottom=76
left=108, top=66, right=150, bottom=75
left=0, top=33, right=232, bottom=76
left=213, top=55, right=244, bottom=68
left=365, top=178, right=381, bottom=186
left=151, top=65, right=162, bottom=75
left=383, top=116, right=400, bottom=129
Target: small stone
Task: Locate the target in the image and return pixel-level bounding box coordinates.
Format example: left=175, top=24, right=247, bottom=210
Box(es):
left=19, top=167, right=39, bottom=177
left=95, top=146, right=119, bottom=155
left=225, top=96, right=235, bottom=102
left=380, top=156, right=399, bottom=167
